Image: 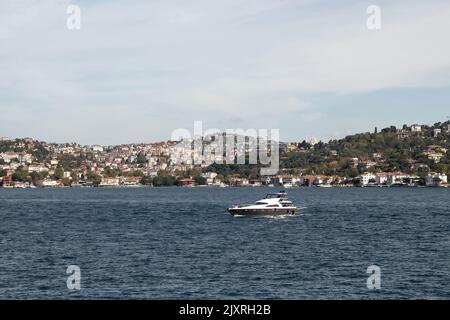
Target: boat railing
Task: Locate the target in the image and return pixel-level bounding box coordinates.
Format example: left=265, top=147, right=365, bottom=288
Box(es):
left=233, top=204, right=253, bottom=208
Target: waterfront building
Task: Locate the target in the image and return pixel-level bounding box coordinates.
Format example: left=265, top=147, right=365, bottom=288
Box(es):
left=42, top=179, right=61, bottom=187
left=201, top=172, right=218, bottom=185
left=425, top=173, right=448, bottom=187
left=100, top=177, right=120, bottom=187
left=358, top=173, right=377, bottom=186
left=179, top=178, right=196, bottom=187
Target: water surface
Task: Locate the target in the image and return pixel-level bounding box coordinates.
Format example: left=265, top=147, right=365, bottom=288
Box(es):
left=0, top=187, right=449, bottom=299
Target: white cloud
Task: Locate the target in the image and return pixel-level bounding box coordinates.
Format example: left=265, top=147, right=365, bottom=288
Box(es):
left=1, top=0, right=450, bottom=143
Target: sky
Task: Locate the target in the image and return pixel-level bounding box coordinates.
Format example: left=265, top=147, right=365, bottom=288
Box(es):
left=1, top=0, right=450, bottom=145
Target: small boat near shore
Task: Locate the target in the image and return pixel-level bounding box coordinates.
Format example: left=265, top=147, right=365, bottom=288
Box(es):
left=228, top=191, right=299, bottom=216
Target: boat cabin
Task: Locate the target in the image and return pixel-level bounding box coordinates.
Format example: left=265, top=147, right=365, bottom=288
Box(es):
left=264, top=191, right=288, bottom=199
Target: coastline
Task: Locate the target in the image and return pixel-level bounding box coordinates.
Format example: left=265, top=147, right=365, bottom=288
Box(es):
left=1, top=184, right=448, bottom=189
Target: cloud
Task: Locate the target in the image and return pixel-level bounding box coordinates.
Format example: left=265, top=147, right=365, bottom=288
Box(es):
left=1, top=0, right=450, bottom=144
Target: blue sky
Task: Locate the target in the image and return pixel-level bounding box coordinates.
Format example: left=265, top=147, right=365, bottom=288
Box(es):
left=1, top=0, right=450, bottom=145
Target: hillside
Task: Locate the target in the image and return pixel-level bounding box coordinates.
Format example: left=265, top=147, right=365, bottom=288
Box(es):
left=1, top=120, right=450, bottom=185
left=281, top=121, right=450, bottom=177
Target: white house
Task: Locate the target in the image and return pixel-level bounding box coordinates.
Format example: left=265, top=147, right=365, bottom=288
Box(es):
left=100, top=177, right=120, bottom=187
left=358, top=173, right=377, bottom=186
left=42, top=179, right=60, bottom=187
left=425, top=173, right=448, bottom=187
left=28, top=165, right=48, bottom=173
left=202, top=172, right=218, bottom=185
left=375, top=172, right=410, bottom=185
left=411, top=124, right=422, bottom=132
left=387, top=173, right=410, bottom=185
left=92, top=145, right=104, bottom=152
left=425, top=152, right=444, bottom=163
left=0, top=152, right=19, bottom=163
left=18, top=153, right=33, bottom=164
left=433, top=128, right=442, bottom=138
left=376, top=173, right=389, bottom=185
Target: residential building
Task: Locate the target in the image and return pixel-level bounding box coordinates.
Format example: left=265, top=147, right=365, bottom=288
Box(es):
left=249, top=180, right=262, bottom=187
left=179, top=178, right=196, bottom=187
left=1, top=175, right=13, bottom=187
left=121, top=176, right=141, bottom=186
left=358, top=161, right=377, bottom=170
left=425, top=152, right=444, bottom=163
left=100, top=177, right=120, bottom=187
left=28, top=165, right=48, bottom=173
left=375, top=173, right=389, bottom=185
left=42, top=179, right=60, bottom=187
left=348, top=158, right=359, bottom=168
left=425, top=173, right=448, bottom=187
left=92, top=145, right=104, bottom=152
left=234, top=178, right=249, bottom=187
left=0, top=152, right=19, bottom=163
left=397, top=129, right=410, bottom=140
left=357, top=173, right=377, bottom=186
left=201, top=172, right=218, bottom=185
left=433, top=128, right=442, bottom=138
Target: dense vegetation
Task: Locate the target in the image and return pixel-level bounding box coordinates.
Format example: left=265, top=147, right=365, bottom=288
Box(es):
left=207, top=121, right=450, bottom=178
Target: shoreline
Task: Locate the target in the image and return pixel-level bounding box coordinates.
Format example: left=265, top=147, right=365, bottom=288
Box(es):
left=1, top=184, right=448, bottom=190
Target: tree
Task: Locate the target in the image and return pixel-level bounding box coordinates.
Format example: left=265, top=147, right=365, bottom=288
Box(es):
left=137, top=153, right=147, bottom=164
left=88, top=173, right=102, bottom=186
left=194, top=175, right=207, bottom=185
left=132, top=170, right=144, bottom=177
left=249, top=167, right=259, bottom=180
left=103, top=166, right=117, bottom=178
left=30, top=171, right=48, bottom=186
left=71, top=171, right=79, bottom=183
left=62, top=177, right=71, bottom=186
left=12, top=167, right=30, bottom=182
left=140, top=176, right=153, bottom=185
left=53, top=167, right=64, bottom=180
left=345, top=167, right=360, bottom=178
left=152, top=173, right=176, bottom=186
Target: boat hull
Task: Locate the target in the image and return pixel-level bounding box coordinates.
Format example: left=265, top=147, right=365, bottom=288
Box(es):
left=228, top=207, right=299, bottom=216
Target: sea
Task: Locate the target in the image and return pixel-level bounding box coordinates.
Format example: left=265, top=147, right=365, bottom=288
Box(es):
left=0, top=187, right=449, bottom=299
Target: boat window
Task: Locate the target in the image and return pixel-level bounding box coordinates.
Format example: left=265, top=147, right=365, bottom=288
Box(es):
left=265, top=192, right=288, bottom=199
left=267, top=205, right=280, bottom=207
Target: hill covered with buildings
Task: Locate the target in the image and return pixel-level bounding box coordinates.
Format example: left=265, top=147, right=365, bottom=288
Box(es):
left=0, top=120, right=449, bottom=188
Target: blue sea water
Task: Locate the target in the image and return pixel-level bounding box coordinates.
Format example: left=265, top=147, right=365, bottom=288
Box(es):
left=0, top=187, right=449, bottom=299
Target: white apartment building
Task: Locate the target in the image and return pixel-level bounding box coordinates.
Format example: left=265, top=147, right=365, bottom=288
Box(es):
left=202, top=172, right=218, bottom=185
left=92, top=145, right=104, bottom=152
left=411, top=124, right=422, bottom=132
left=358, top=173, right=377, bottom=186
left=433, top=128, right=442, bottom=138
left=42, top=179, right=60, bottom=187
left=28, top=165, right=48, bottom=173
left=425, top=173, right=448, bottom=186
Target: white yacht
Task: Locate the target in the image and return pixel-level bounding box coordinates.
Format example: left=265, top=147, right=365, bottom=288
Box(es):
left=228, top=191, right=299, bottom=216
